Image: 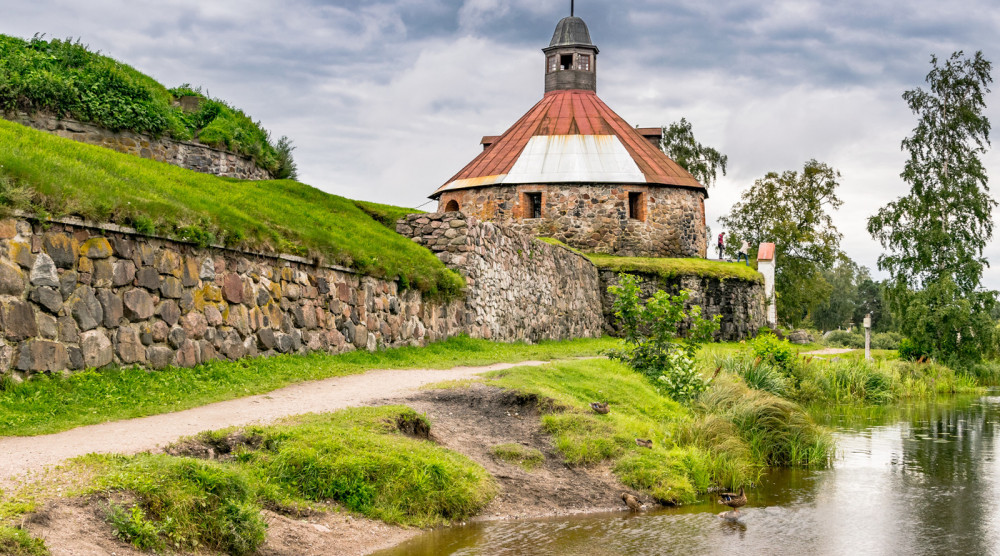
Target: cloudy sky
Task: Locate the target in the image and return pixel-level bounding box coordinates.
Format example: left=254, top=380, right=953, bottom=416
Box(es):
left=4, top=0, right=1000, bottom=285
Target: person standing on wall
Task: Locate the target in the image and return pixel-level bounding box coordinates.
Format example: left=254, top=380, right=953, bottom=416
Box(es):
left=737, top=240, right=750, bottom=266
left=717, top=232, right=725, bottom=260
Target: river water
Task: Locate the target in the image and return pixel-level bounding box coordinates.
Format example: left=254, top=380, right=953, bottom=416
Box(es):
left=377, top=394, right=1000, bottom=555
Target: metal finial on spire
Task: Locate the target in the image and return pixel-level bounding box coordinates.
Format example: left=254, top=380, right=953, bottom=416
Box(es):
left=571, top=0, right=574, bottom=17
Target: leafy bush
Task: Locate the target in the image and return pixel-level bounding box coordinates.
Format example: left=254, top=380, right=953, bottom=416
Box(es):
left=605, top=273, right=720, bottom=403
left=749, top=332, right=795, bottom=371
left=898, top=338, right=928, bottom=361
left=825, top=329, right=863, bottom=348
left=871, top=332, right=902, bottom=350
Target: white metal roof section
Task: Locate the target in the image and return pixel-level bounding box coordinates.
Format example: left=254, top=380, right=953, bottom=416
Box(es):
left=503, top=135, right=646, bottom=184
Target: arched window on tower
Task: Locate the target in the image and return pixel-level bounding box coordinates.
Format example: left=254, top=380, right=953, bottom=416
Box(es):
left=444, top=200, right=460, bottom=212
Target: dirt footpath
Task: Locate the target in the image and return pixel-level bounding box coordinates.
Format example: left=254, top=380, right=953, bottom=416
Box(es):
left=0, top=360, right=555, bottom=491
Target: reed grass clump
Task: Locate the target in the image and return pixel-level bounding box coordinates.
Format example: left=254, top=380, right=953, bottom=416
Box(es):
left=697, top=378, right=833, bottom=467
left=713, top=346, right=984, bottom=406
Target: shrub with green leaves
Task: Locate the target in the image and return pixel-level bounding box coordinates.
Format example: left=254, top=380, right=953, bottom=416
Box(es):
left=825, top=329, right=864, bottom=348
left=749, top=331, right=795, bottom=371
left=898, top=338, right=929, bottom=361
left=605, top=273, right=720, bottom=403
left=871, top=332, right=902, bottom=350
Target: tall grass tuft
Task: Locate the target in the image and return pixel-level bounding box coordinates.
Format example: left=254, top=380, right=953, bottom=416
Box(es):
left=720, top=354, right=790, bottom=396
left=698, top=378, right=833, bottom=468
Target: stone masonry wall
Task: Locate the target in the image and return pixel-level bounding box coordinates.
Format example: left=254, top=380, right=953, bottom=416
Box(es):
left=435, top=183, right=707, bottom=258
left=398, top=212, right=604, bottom=342
left=599, top=270, right=765, bottom=341
left=4, top=112, right=272, bottom=180
left=0, top=216, right=463, bottom=379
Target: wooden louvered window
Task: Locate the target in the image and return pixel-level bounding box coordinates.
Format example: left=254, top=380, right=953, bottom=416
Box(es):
left=547, top=55, right=558, bottom=73
left=578, top=54, right=591, bottom=71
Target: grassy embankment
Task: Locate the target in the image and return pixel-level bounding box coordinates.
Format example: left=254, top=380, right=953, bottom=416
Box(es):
left=0, top=34, right=294, bottom=177
left=3, top=406, right=496, bottom=555
left=483, top=358, right=831, bottom=503
left=0, top=118, right=462, bottom=296
left=0, top=335, right=619, bottom=437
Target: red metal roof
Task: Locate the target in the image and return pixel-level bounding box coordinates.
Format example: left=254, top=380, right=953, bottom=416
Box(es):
left=432, top=90, right=704, bottom=198
left=757, top=242, right=775, bottom=261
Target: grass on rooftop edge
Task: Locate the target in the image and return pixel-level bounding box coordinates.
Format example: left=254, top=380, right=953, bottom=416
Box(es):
left=536, top=237, right=762, bottom=283
left=587, top=253, right=764, bottom=283
left=0, top=119, right=461, bottom=297
left=0, top=335, right=619, bottom=437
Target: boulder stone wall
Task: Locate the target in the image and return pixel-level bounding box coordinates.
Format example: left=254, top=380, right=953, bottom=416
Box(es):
left=4, top=112, right=272, bottom=180
left=0, top=216, right=463, bottom=379
left=398, top=212, right=605, bottom=342
left=598, top=270, right=765, bottom=341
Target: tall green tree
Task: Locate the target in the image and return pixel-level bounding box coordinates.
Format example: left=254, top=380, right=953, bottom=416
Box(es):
left=660, top=118, right=728, bottom=187
left=811, top=257, right=863, bottom=331
left=719, top=160, right=843, bottom=326
left=867, top=51, right=995, bottom=362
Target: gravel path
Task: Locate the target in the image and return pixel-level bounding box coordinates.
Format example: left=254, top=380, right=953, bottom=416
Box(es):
left=0, top=360, right=556, bottom=489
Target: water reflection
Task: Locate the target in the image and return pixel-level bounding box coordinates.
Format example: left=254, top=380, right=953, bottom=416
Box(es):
left=377, top=394, right=1000, bottom=555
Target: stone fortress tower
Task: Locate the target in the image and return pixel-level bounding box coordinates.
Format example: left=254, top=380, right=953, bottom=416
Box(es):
left=429, top=12, right=708, bottom=258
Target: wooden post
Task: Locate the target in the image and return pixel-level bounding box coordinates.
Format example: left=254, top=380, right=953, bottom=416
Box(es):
left=863, top=313, right=872, bottom=361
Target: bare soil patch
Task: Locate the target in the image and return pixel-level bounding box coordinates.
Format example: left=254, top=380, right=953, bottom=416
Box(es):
left=397, top=384, right=652, bottom=520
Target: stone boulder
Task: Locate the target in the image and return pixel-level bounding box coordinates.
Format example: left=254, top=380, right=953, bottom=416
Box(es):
left=787, top=329, right=814, bottom=345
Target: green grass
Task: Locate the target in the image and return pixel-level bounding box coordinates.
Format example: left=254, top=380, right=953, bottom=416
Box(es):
left=482, top=359, right=832, bottom=503
left=0, top=526, right=47, bottom=556
left=0, top=119, right=461, bottom=296
left=0, top=35, right=293, bottom=176
left=353, top=199, right=423, bottom=230
left=82, top=406, right=495, bottom=552
left=587, top=253, right=764, bottom=283
left=0, top=335, right=619, bottom=437
left=710, top=348, right=983, bottom=406
left=490, top=443, right=545, bottom=470
left=536, top=237, right=586, bottom=256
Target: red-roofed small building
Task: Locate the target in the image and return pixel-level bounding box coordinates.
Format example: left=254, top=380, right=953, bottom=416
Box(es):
left=430, top=14, right=707, bottom=258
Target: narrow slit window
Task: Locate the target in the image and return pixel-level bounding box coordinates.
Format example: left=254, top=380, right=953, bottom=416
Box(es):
left=578, top=54, right=591, bottom=71
left=559, top=54, right=573, bottom=70
left=526, top=192, right=542, bottom=218
left=547, top=55, right=558, bottom=73
left=628, top=192, right=643, bottom=220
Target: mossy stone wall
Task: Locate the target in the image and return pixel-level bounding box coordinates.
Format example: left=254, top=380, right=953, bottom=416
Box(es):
left=0, top=216, right=462, bottom=378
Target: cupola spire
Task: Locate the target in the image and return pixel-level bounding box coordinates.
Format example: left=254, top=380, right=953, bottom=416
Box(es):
left=542, top=12, right=598, bottom=93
